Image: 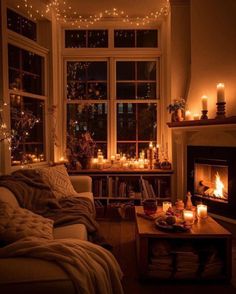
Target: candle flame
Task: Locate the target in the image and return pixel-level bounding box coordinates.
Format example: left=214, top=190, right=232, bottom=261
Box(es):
left=214, top=172, right=224, bottom=197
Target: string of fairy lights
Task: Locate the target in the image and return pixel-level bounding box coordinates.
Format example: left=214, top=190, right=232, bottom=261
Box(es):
left=15, top=0, right=170, bottom=27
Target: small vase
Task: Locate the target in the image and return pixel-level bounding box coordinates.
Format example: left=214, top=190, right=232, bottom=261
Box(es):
left=186, top=191, right=193, bottom=209
left=171, top=109, right=184, bottom=122
left=80, top=157, right=91, bottom=169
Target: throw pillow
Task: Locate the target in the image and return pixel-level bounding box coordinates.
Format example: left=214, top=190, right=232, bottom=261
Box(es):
left=0, top=202, right=54, bottom=245
left=37, top=164, right=78, bottom=199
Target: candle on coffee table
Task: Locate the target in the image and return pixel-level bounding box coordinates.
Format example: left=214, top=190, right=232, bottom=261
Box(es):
left=183, top=210, right=194, bottom=224
left=162, top=201, right=172, bottom=213
left=197, top=204, right=208, bottom=218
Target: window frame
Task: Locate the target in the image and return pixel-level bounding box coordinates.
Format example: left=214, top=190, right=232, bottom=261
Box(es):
left=7, top=31, right=49, bottom=168
left=62, top=26, right=162, bottom=160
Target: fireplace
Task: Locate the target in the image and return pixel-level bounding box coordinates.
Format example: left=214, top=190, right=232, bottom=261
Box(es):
left=187, top=146, right=236, bottom=219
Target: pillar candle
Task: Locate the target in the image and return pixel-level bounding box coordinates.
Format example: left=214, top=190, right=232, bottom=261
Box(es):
left=185, top=110, right=192, bottom=120
left=193, top=113, right=200, bottom=120
left=197, top=204, right=208, bottom=218
left=162, top=201, right=172, bottom=213
left=201, top=95, right=208, bottom=110
left=217, top=83, right=225, bottom=103
left=183, top=210, right=194, bottom=224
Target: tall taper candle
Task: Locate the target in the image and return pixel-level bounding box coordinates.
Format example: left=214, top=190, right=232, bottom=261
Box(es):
left=217, top=83, right=225, bottom=103
left=201, top=95, right=208, bottom=111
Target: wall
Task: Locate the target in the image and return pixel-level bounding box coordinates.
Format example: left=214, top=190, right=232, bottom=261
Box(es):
left=187, top=0, right=236, bottom=118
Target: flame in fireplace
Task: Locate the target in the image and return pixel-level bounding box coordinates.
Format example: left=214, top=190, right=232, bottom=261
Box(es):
left=214, top=172, right=224, bottom=197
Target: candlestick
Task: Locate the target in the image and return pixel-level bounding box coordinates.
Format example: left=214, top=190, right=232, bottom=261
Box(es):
left=201, top=95, right=208, bottom=111
left=215, top=102, right=226, bottom=119
left=201, top=110, right=208, bottom=120
left=216, top=83, right=225, bottom=103
left=197, top=204, right=208, bottom=218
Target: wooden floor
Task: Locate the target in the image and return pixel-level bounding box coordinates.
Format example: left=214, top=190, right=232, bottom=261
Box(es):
left=98, top=219, right=236, bottom=294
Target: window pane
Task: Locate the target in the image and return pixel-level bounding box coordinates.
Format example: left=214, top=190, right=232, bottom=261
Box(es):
left=117, top=103, right=136, bottom=140
left=138, top=103, right=157, bottom=140
left=87, top=62, right=107, bottom=80
left=116, top=62, right=135, bottom=80
left=116, top=83, right=135, bottom=99
left=137, top=83, right=156, bottom=99
left=117, top=143, right=136, bottom=158
left=8, top=44, right=44, bottom=95
left=67, top=61, right=107, bottom=100
left=137, top=61, right=156, bottom=80
left=88, top=83, right=107, bottom=99
left=114, top=30, right=135, bottom=47
left=67, top=103, right=107, bottom=157
left=137, top=30, right=157, bottom=47
left=88, top=30, right=108, bottom=48
left=10, top=95, right=45, bottom=165
left=7, top=9, right=37, bottom=41
left=65, top=30, right=86, bottom=48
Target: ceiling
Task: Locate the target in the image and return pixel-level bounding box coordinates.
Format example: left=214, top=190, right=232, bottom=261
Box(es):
left=8, top=0, right=169, bottom=21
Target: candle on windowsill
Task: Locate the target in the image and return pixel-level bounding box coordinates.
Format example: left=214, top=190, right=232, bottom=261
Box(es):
left=197, top=204, right=208, bottom=218
left=201, top=95, right=208, bottom=111
left=185, top=110, right=192, bottom=121
left=162, top=201, right=172, bottom=213
left=217, top=83, right=225, bottom=103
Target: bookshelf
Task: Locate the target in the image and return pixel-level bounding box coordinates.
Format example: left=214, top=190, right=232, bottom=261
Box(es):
left=69, top=169, right=173, bottom=214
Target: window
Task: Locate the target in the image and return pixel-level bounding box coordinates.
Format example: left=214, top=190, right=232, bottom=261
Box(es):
left=65, top=30, right=108, bottom=48
left=65, top=28, right=159, bottom=161
left=66, top=61, right=108, bottom=156
left=7, top=9, right=37, bottom=41
left=116, top=60, right=158, bottom=157
left=114, top=30, right=158, bottom=48
left=8, top=43, right=46, bottom=165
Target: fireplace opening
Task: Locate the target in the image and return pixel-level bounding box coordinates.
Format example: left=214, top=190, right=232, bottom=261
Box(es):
left=187, top=146, right=236, bottom=219
left=194, top=159, right=228, bottom=203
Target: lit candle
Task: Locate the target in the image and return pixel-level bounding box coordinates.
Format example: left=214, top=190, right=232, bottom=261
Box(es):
left=183, top=210, right=194, bottom=225
left=197, top=204, right=208, bottom=218
left=162, top=201, right=172, bottom=213
left=185, top=110, right=192, bottom=120
left=193, top=113, right=200, bottom=120
left=110, top=155, right=115, bottom=164
left=149, top=141, right=153, bottom=149
left=201, top=95, right=208, bottom=111
left=217, top=83, right=225, bottom=103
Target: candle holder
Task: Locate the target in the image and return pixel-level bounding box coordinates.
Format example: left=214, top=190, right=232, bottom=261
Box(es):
left=215, top=102, right=226, bottom=119
left=201, top=110, right=208, bottom=120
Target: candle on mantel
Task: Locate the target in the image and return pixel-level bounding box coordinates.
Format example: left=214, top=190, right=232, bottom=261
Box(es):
left=217, top=83, right=225, bottom=103
left=197, top=204, right=208, bottom=218
left=193, top=113, right=200, bottom=120
left=185, top=110, right=192, bottom=121
left=201, top=95, right=208, bottom=110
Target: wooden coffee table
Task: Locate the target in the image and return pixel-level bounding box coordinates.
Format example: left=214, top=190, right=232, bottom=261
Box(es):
left=135, top=206, right=232, bottom=281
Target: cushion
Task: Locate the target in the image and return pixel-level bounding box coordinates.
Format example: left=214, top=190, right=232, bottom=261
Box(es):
left=38, top=165, right=78, bottom=199
left=0, top=202, right=54, bottom=245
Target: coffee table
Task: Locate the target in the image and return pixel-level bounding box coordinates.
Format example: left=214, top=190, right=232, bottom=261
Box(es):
left=135, top=206, right=232, bottom=281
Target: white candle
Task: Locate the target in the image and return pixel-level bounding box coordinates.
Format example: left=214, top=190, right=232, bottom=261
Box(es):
left=183, top=210, right=194, bottom=224
left=110, top=155, right=115, bottom=164
left=185, top=110, right=192, bottom=121
left=217, top=83, right=225, bottom=103
left=162, top=201, right=172, bottom=213
left=197, top=204, right=208, bottom=218
left=193, top=113, right=200, bottom=120
left=201, top=95, right=208, bottom=111
left=149, top=142, right=153, bottom=149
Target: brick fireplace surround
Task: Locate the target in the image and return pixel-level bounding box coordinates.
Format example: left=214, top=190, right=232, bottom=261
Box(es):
left=169, top=119, right=236, bottom=222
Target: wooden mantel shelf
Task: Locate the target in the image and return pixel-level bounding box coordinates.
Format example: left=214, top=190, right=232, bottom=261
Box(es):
left=167, top=116, right=236, bottom=128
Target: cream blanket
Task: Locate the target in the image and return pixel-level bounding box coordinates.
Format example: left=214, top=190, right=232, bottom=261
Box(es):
left=0, top=238, right=124, bottom=294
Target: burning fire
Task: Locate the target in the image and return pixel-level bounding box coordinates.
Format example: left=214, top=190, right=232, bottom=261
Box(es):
left=214, top=172, right=224, bottom=197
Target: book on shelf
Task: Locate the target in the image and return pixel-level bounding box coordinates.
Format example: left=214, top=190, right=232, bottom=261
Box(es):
left=141, top=178, right=156, bottom=199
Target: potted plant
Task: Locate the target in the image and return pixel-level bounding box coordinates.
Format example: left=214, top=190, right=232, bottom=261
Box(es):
left=66, top=131, right=97, bottom=169
left=167, top=98, right=186, bottom=122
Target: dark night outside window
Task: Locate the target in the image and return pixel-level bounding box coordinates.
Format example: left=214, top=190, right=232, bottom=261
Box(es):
left=114, top=30, right=158, bottom=48
left=7, top=9, right=37, bottom=41
left=65, top=30, right=108, bottom=48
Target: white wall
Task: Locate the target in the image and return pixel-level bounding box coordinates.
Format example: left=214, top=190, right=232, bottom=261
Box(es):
left=187, top=0, right=236, bottom=118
